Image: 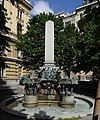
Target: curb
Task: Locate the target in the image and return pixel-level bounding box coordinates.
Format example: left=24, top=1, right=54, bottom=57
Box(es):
left=0, top=96, right=27, bottom=120
left=0, top=94, right=95, bottom=119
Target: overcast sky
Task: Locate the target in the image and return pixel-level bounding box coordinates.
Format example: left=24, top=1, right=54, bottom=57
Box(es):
left=30, top=0, right=83, bottom=15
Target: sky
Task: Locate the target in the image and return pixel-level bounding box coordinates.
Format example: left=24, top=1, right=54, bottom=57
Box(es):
left=0, top=0, right=83, bottom=16
left=0, top=0, right=83, bottom=15
left=30, top=0, right=83, bottom=15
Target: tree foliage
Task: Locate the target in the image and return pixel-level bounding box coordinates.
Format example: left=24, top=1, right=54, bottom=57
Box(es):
left=55, top=24, right=78, bottom=78
left=0, top=4, right=10, bottom=74
left=16, top=13, right=63, bottom=70
left=74, top=1, right=100, bottom=79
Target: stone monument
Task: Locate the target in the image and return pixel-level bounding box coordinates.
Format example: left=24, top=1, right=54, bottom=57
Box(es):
left=23, top=20, right=75, bottom=108
left=39, top=20, right=59, bottom=81
left=44, top=20, right=55, bottom=67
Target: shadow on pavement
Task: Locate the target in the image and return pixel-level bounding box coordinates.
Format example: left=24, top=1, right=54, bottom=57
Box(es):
left=0, top=79, right=27, bottom=120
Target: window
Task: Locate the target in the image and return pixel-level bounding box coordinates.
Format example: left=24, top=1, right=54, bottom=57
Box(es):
left=17, top=9, right=22, bottom=20
left=0, top=68, right=6, bottom=77
left=17, top=23, right=22, bottom=39
left=17, top=50, right=21, bottom=59
left=80, top=13, right=83, bottom=18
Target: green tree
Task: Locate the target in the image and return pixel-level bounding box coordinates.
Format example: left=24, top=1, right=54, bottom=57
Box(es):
left=16, top=13, right=63, bottom=70
left=74, top=2, right=100, bottom=80
left=55, top=24, right=78, bottom=79
left=0, top=4, right=10, bottom=78
left=72, top=2, right=100, bottom=119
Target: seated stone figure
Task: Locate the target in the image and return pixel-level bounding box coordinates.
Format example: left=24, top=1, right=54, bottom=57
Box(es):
left=19, top=73, right=32, bottom=85
left=24, top=83, right=37, bottom=95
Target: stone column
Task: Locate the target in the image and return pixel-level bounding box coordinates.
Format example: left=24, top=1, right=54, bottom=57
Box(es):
left=44, top=20, right=55, bottom=67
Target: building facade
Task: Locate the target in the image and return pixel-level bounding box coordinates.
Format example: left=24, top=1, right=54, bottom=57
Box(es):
left=56, top=1, right=98, bottom=28
left=1, top=0, right=32, bottom=80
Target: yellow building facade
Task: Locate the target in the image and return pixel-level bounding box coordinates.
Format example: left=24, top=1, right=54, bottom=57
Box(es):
left=2, top=0, right=32, bottom=80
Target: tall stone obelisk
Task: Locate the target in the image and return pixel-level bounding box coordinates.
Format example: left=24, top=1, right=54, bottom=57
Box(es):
left=44, top=20, right=55, bottom=67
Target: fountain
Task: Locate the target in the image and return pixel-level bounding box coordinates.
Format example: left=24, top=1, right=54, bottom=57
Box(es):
left=22, top=20, right=75, bottom=108
left=0, top=20, right=94, bottom=120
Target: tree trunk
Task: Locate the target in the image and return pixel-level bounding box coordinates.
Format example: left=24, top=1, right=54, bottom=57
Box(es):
left=0, top=67, right=1, bottom=80
left=92, top=78, right=100, bottom=120
left=92, top=79, right=100, bottom=120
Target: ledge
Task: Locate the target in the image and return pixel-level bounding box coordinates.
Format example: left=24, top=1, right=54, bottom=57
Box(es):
left=0, top=94, right=95, bottom=119
left=0, top=96, right=27, bottom=119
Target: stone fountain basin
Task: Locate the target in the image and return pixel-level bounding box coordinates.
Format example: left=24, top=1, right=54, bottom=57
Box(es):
left=0, top=94, right=94, bottom=120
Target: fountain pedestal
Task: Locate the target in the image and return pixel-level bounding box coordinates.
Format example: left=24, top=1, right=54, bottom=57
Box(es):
left=23, top=95, right=38, bottom=107
left=59, top=95, right=75, bottom=108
